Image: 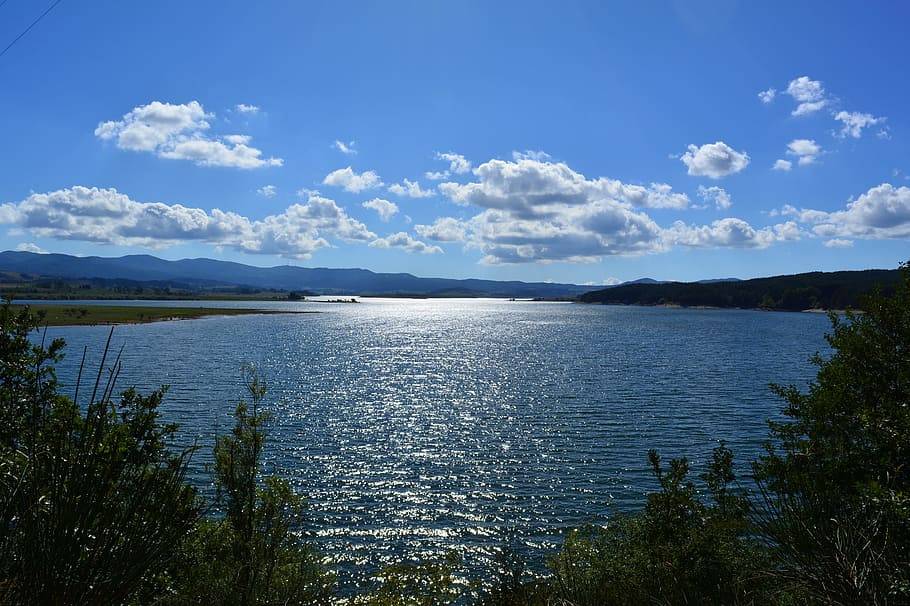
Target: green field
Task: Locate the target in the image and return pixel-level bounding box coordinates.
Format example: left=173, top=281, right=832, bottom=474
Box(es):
left=14, top=304, right=308, bottom=326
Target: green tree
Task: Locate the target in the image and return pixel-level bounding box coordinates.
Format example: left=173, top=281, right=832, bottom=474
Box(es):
left=754, top=263, right=910, bottom=603
left=0, top=302, right=201, bottom=605
left=166, top=366, right=334, bottom=605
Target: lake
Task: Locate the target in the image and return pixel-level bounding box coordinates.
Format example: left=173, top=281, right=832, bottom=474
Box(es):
left=39, top=298, right=831, bottom=586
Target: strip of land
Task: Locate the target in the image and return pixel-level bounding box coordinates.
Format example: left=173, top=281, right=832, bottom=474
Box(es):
left=14, top=304, right=311, bottom=326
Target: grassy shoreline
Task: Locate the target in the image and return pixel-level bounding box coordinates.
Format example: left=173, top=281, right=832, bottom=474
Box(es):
left=14, top=304, right=313, bottom=326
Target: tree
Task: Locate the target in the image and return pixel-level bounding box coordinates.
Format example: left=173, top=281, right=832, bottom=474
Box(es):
left=166, top=366, right=334, bottom=605
left=754, top=263, right=910, bottom=603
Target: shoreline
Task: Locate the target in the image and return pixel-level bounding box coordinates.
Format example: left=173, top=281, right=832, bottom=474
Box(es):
left=577, top=301, right=854, bottom=314
left=14, top=304, right=316, bottom=327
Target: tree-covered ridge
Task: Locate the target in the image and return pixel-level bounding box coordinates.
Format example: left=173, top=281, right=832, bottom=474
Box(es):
left=578, top=268, right=901, bottom=311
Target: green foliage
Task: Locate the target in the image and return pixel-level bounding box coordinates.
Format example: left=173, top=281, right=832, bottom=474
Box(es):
left=0, top=301, right=201, bottom=605
left=544, top=443, right=771, bottom=605
left=164, top=366, right=335, bottom=605
left=350, top=552, right=464, bottom=606
left=754, top=263, right=910, bottom=604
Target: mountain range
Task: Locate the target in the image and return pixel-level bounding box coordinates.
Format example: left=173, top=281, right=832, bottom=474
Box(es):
left=0, top=251, right=592, bottom=298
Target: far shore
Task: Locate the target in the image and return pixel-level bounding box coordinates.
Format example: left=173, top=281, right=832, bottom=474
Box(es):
left=577, top=301, right=856, bottom=314
left=13, top=304, right=315, bottom=327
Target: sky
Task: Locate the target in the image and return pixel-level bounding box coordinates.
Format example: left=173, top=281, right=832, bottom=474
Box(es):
left=1, top=0, right=908, bottom=284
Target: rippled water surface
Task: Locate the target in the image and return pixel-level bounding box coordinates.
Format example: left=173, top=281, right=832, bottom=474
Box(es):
left=42, top=298, right=830, bottom=584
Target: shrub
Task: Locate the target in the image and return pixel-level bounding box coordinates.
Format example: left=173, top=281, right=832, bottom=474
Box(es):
left=754, top=264, right=910, bottom=603
left=164, top=366, right=335, bottom=605
left=0, top=302, right=201, bottom=605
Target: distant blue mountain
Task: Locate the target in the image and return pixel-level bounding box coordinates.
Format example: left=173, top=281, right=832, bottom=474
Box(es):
left=0, top=251, right=591, bottom=298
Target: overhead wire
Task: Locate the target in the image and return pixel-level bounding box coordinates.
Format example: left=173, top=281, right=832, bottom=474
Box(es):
left=0, top=0, right=64, bottom=60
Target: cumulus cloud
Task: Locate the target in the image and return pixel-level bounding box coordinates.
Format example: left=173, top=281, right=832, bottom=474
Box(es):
left=664, top=218, right=800, bottom=249
left=758, top=88, right=776, bottom=104
left=680, top=141, right=750, bottom=179
left=824, top=238, right=853, bottom=248
left=512, top=150, right=552, bottom=162
left=388, top=179, right=434, bottom=198
left=429, top=157, right=786, bottom=263
left=697, top=185, right=732, bottom=210
left=425, top=170, right=450, bottom=181
left=435, top=152, right=472, bottom=174
left=0, top=186, right=375, bottom=260
left=369, top=232, right=442, bottom=254
left=257, top=185, right=277, bottom=198
left=834, top=111, right=886, bottom=138
left=773, top=159, right=793, bottom=172
left=362, top=198, right=398, bottom=221
left=235, top=104, right=260, bottom=114
left=14, top=242, right=46, bottom=253
left=95, top=101, right=282, bottom=169
left=786, top=76, right=828, bottom=116
left=322, top=167, right=383, bottom=193
left=440, top=158, right=689, bottom=213
left=783, top=183, right=910, bottom=240
left=415, top=217, right=469, bottom=242
left=333, top=140, right=357, bottom=155
left=787, top=139, right=821, bottom=165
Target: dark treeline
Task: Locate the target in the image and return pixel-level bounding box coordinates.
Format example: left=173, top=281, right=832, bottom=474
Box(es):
left=578, top=268, right=901, bottom=311
left=1, top=264, right=909, bottom=605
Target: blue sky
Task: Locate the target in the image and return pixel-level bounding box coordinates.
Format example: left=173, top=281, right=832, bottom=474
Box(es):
left=1, top=0, right=908, bottom=284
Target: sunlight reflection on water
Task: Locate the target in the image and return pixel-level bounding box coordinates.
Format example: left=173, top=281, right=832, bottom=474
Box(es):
left=43, top=298, right=830, bottom=587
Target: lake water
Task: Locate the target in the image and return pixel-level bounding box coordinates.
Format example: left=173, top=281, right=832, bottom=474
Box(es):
left=38, top=298, right=831, bottom=587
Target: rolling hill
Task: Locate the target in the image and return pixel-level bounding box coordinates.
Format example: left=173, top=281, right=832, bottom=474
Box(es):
left=0, top=251, right=590, bottom=298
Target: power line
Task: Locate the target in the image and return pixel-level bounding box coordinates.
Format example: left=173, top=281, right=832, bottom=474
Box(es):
left=0, top=0, right=63, bottom=61
left=0, top=1, right=11, bottom=11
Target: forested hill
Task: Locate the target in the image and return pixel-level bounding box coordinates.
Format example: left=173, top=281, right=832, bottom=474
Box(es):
left=578, top=269, right=902, bottom=311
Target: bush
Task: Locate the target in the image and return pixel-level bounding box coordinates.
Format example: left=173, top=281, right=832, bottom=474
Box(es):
left=754, top=263, right=910, bottom=604
left=164, top=367, right=335, bottom=605
left=545, top=443, right=771, bottom=605
left=0, top=302, right=201, bottom=605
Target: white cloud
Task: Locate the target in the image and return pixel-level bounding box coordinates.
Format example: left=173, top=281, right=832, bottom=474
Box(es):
left=95, top=101, right=282, bottom=169
left=440, top=158, right=689, bottom=212
left=512, top=150, right=552, bottom=162
left=257, top=185, right=277, bottom=198
left=322, top=167, right=383, bottom=193
left=834, top=111, right=885, bottom=138
left=824, top=238, right=853, bottom=248
left=415, top=217, right=469, bottom=242
left=680, top=141, right=750, bottom=179
left=431, top=157, right=785, bottom=264
left=697, top=185, right=732, bottom=210
left=0, top=186, right=375, bottom=260
left=758, top=88, right=776, bottom=104
left=786, top=139, right=821, bottom=165
left=388, top=179, right=435, bottom=198
left=333, top=140, right=357, bottom=155
left=773, top=159, right=793, bottom=172
left=235, top=104, right=260, bottom=114
left=435, top=152, right=472, bottom=174
left=14, top=242, right=46, bottom=253
left=369, top=232, right=442, bottom=254
left=362, top=198, right=398, bottom=221
left=786, top=76, right=828, bottom=116
left=424, top=170, right=450, bottom=181
left=664, top=218, right=800, bottom=249
left=786, top=183, right=910, bottom=240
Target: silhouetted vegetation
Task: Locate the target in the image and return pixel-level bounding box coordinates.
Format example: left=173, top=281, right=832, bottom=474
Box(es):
left=1, top=264, right=908, bottom=604
left=578, top=268, right=901, bottom=311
